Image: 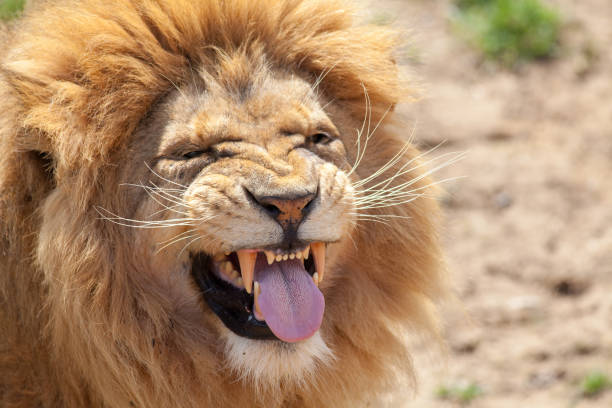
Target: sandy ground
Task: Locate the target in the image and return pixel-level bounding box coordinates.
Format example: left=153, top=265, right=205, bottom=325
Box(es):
left=369, top=0, right=612, bottom=406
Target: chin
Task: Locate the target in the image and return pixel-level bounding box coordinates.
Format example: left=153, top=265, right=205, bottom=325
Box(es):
left=219, top=323, right=334, bottom=391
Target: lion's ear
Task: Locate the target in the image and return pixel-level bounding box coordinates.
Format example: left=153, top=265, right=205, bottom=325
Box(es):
left=19, top=150, right=57, bottom=198
left=30, top=150, right=56, bottom=186
left=14, top=132, right=57, bottom=190
left=0, top=148, right=56, bottom=221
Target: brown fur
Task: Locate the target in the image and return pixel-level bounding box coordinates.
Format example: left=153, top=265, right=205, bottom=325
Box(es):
left=0, top=0, right=446, bottom=407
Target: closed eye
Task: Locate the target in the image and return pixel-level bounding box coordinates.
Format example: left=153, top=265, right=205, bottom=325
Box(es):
left=183, top=150, right=207, bottom=159
left=182, top=146, right=237, bottom=160
left=309, top=132, right=333, bottom=145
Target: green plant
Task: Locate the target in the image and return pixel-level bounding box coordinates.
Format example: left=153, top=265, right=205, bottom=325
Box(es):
left=453, top=0, right=561, bottom=66
left=435, top=384, right=453, bottom=399
left=436, top=382, right=483, bottom=405
left=369, top=11, right=394, bottom=26
left=455, top=0, right=493, bottom=9
left=581, top=371, right=611, bottom=397
left=0, top=0, right=26, bottom=21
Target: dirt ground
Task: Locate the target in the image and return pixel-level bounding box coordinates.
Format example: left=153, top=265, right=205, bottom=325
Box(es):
left=369, top=0, right=612, bottom=406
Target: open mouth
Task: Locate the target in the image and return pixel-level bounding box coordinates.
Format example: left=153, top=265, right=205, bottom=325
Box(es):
left=191, top=243, right=326, bottom=342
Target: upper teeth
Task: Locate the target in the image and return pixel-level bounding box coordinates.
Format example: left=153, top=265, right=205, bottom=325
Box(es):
left=264, top=248, right=309, bottom=265
left=213, top=243, right=326, bottom=319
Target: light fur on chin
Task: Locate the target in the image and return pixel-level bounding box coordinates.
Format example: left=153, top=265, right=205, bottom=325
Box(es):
left=220, top=325, right=334, bottom=393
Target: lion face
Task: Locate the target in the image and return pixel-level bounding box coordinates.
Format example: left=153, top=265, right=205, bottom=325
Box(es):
left=112, top=63, right=358, bottom=376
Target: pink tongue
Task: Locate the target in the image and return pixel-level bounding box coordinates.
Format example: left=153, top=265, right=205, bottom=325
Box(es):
left=254, top=254, right=324, bottom=343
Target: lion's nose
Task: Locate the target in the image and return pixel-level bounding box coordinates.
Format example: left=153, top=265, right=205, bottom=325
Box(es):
left=250, top=192, right=316, bottom=230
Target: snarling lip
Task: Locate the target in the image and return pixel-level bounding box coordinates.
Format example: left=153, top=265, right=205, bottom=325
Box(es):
left=191, top=243, right=326, bottom=342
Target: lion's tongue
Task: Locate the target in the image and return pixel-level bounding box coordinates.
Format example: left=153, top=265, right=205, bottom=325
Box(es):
left=254, top=255, right=324, bottom=343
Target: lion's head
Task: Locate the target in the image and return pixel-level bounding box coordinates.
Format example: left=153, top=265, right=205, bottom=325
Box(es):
left=0, top=0, right=446, bottom=407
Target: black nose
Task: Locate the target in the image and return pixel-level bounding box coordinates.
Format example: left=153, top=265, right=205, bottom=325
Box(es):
left=247, top=190, right=316, bottom=230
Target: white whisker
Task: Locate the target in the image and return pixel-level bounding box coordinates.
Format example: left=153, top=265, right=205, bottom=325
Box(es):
left=156, top=232, right=200, bottom=253
left=143, top=189, right=192, bottom=217
left=120, top=183, right=186, bottom=193
left=147, top=204, right=188, bottom=218
left=96, top=219, right=197, bottom=229
left=157, top=229, right=198, bottom=246
left=347, top=84, right=372, bottom=176
left=320, top=97, right=337, bottom=112
left=147, top=182, right=189, bottom=206
left=159, top=72, right=187, bottom=100
left=312, top=63, right=338, bottom=94
left=350, top=138, right=465, bottom=224
left=119, top=181, right=191, bottom=217
left=354, top=195, right=423, bottom=210
left=353, top=138, right=442, bottom=190
left=178, top=235, right=203, bottom=256
left=95, top=207, right=198, bottom=229
left=355, top=176, right=465, bottom=206
left=145, top=162, right=189, bottom=189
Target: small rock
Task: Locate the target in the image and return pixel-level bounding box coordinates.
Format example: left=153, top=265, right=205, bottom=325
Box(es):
left=493, top=191, right=513, bottom=209
left=552, top=278, right=589, bottom=297
left=451, top=334, right=480, bottom=354
left=506, top=295, right=544, bottom=321
left=528, top=369, right=564, bottom=389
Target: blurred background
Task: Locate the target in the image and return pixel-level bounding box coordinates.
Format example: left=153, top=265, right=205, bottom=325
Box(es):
left=2, top=0, right=611, bottom=406
left=362, top=1, right=611, bottom=407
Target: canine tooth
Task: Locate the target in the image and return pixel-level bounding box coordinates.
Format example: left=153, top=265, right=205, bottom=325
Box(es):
left=282, top=254, right=288, bottom=261
left=289, top=253, right=295, bottom=260
left=237, top=250, right=256, bottom=294
left=302, top=246, right=310, bottom=260
left=254, top=281, right=264, bottom=321
left=311, top=242, right=325, bottom=283
left=312, top=272, right=319, bottom=287
left=265, top=250, right=275, bottom=265
left=275, top=254, right=283, bottom=262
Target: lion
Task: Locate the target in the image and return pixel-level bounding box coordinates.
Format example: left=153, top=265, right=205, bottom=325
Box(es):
left=0, top=0, right=447, bottom=406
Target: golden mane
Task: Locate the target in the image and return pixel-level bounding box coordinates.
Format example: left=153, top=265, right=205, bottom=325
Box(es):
left=0, top=1, right=446, bottom=407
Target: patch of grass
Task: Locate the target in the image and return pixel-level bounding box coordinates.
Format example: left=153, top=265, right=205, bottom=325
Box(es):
left=452, top=0, right=561, bottom=66
left=580, top=371, right=611, bottom=397
left=436, top=382, right=483, bottom=405
left=369, top=11, right=394, bottom=26
left=455, top=0, right=492, bottom=8
left=0, top=0, right=26, bottom=21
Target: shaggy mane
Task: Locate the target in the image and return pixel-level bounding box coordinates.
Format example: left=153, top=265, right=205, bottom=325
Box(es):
left=0, top=1, right=445, bottom=407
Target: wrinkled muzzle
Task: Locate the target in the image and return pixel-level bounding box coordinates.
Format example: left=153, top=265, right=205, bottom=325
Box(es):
left=184, top=156, right=355, bottom=342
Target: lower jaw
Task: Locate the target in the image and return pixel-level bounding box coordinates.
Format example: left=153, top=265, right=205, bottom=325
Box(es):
left=191, top=252, right=277, bottom=340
